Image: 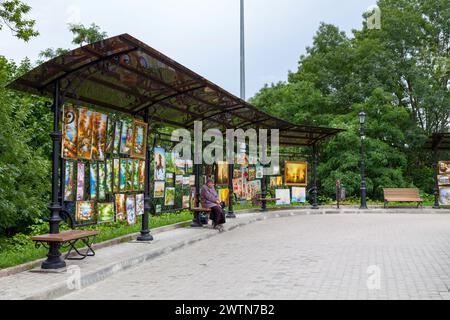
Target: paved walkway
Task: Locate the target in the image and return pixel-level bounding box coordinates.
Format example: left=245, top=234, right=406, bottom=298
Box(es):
left=62, top=214, right=450, bottom=300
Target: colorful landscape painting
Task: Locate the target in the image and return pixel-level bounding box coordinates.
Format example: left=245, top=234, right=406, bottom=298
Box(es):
left=216, top=161, right=228, bottom=185
left=77, top=108, right=93, bottom=160
left=291, top=187, right=306, bottom=203
left=91, top=112, right=108, bottom=161
left=154, top=181, right=165, bottom=198
left=136, top=194, right=144, bottom=216
left=154, top=147, right=166, bottom=181
left=90, top=162, right=98, bottom=200
left=115, top=194, right=125, bottom=222
left=98, top=162, right=107, bottom=200
left=275, top=189, right=291, bottom=205
left=62, top=105, right=78, bottom=159
left=76, top=162, right=85, bottom=201
left=164, top=187, right=175, bottom=206
left=64, top=160, right=75, bottom=201
left=284, top=161, right=307, bottom=186
left=126, top=195, right=136, bottom=225
left=76, top=201, right=95, bottom=223
left=131, top=120, right=148, bottom=159
left=98, top=202, right=114, bottom=223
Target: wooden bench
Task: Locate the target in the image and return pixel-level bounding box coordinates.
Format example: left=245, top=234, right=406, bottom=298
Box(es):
left=383, top=188, right=423, bottom=208
left=190, top=207, right=211, bottom=227
left=32, top=230, right=98, bottom=260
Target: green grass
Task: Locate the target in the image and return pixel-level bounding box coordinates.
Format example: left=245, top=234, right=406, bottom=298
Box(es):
left=0, top=211, right=192, bottom=269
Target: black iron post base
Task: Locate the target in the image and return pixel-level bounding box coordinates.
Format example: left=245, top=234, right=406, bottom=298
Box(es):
left=41, top=244, right=66, bottom=269
left=137, top=231, right=153, bottom=241
left=226, top=211, right=236, bottom=218
left=311, top=204, right=319, bottom=210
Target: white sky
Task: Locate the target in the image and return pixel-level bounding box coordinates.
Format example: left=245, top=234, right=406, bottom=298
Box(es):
left=0, top=0, right=376, bottom=99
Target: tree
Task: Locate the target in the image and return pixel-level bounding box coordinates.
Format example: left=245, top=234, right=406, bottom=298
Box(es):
left=68, top=23, right=108, bottom=46
left=0, top=0, right=38, bottom=41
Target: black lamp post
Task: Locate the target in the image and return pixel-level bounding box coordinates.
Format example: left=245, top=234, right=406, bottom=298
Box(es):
left=359, top=111, right=368, bottom=209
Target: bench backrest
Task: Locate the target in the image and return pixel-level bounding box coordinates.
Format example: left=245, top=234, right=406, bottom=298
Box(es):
left=383, top=188, right=421, bottom=200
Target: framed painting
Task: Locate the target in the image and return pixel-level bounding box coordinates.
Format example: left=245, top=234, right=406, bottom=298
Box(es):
left=98, top=202, right=114, bottom=223
left=131, top=120, right=148, bottom=159
left=438, top=175, right=450, bottom=186
left=218, top=188, right=229, bottom=206
left=154, top=147, right=166, bottom=181
left=291, top=187, right=306, bottom=203
left=91, top=112, right=108, bottom=161
left=189, top=175, right=196, bottom=186
left=98, top=161, right=107, bottom=200
left=119, top=159, right=127, bottom=192
left=112, top=121, right=122, bottom=155
left=154, top=181, right=165, bottom=198
left=216, top=161, right=228, bottom=185
left=182, top=176, right=190, bottom=186
left=164, top=187, right=175, bottom=206
left=275, top=189, right=291, bottom=205
left=248, top=167, right=256, bottom=181
left=439, top=161, right=450, bottom=175
left=133, top=159, right=140, bottom=191
left=182, top=195, right=190, bottom=209
left=270, top=176, right=283, bottom=187
left=106, top=159, right=113, bottom=193
left=64, top=160, right=75, bottom=201
left=119, top=120, right=132, bottom=155
left=284, top=161, right=307, bottom=186
left=113, top=158, right=120, bottom=193
left=439, top=187, right=450, bottom=205
left=175, top=175, right=183, bottom=185
left=175, top=159, right=186, bottom=175
left=115, top=194, right=125, bottom=222
left=126, top=159, right=134, bottom=192
left=105, top=117, right=115, bottom=154
left=138, top=160, right=145, bottom=191
left=185, top=160, right=193, bottom=174
left=61, top=105, right=78, bottom=159
left=89, top=162, right=98, bottom=200
left=76, top=162, right=85, bottom=201
left=126, top=195, right=136, bottom=225
left=135, top=194, right=145, bottom=216
left=75, top=201, right=95, bottom=223
left=77, top=108, right=94, bottom=160
left=165, top=172, right=174, bottom=186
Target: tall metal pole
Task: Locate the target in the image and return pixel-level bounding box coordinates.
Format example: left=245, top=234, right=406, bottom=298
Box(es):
left=432, top=140, right=440, bottom=209
left=360, top=119, right=368, bottom=209
left=311, top=144, right=319, bottom=209
left=240, top=0, right=245, bottom=101
left=137, top=109, right=153, bottom=241
left=41, top=81, right=66, bottom=269
left=226, top=163, right=236, bottom=217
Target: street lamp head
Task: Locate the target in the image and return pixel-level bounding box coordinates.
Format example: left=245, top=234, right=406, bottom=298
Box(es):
left=359, top=111, right=366, bottom=125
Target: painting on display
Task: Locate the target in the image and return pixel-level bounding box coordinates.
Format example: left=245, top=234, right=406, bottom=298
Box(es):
left=98, top=203, right=115, bottom=223
left=131, top=120, right=148, bottom=159
left=112, top=121, right=122, bottom=155
left=275, top=189, right=291, bottom=205
left=438, top=175, right=450, bottom=186
left=248, top=167, right=256, bottom=181
left=175, top=159, right=186, bottom=175
left=166, top=151, right=176, bottom=173
left=126, top=195, right=136, bottom=225
left=182, top=195, right=190, bottom=209
left=136, top=194, right=145, bottom=216
left=106, top=159, right=113, bottom=193
left=175, top=175, right=183, bottom=185
left=64, top=161, right=75, bottom=201
left=234, top=168, right=242, bottom=178
left=76, top=162, right=85, bottom=200
left=90, top=162, right=98, bottom=200
left=218, top=188, right=229, bottom=206
left=182, top=176, right=190, bottom=186
left=138, top=160, right=145, bottom=190
left=154, top=181, right=165, bottom=198
left=62, top=106, right=78, bottom=159
left=164, top=187, right=175, bottom=206
left=439, top=161, right=450, bottom=175
left=189, top=175, right=196, bottom=186
left=126, top=159, right=134, bottom=192
left=284, top=161, right=307, bottom=186
left=98, top=162, right=107, bottom=200
left=165, top=172, right=174, bottom=186
left=91, top=112, right=108, bottom=161
left=256, top=165, right=264, bottom=179
left=439, top=187, right=450, bottom=205
left=77, top=108, right=94, bottom=160
left=291, top=187, right=306, bottom=203
left=190, top=186, right=196, bottom=208
left=113, top=158, right=120, bottom=192
left=270, top=176, right=283, bottom=187
left=232, top=178, right=243, bottom=198
left=119, top=120, right=132, bottom=155
left=246, top=180, right=261, bottom=201
left=115, top=194, right=125, bottom=222
left=119, top=159, right=127, bottom=192
left=76, top=201, right=95, bottom=223
left=154, top=147, right=166, bottom=181
left=216, top=161, right=228, bottom=185
left=133, top=160, right=140, bottom=191
left=105, top=118, right=115, bottom=154
left=186, top=160, right=193, bottom=174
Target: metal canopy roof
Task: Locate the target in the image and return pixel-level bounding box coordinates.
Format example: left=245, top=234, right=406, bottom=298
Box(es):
left=424, top=133, right=450, bottom=150
left=8, top=33, right=344, bottom=147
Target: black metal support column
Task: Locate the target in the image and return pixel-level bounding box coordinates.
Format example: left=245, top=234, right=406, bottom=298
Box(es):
left=226, top=163, right=236, bottom=218
left=359, top=120, right=368, bottom=210
left=137, top=109, right=154, bottom=241
left=311, top=144, right=319, bottom=209
left=432, top=142, right=440, bottom=209
left=260, top=173, right=268, bottom=212
left=41, top=81, right=66, bottom=270
left=191, top=163, right=203, bottom=227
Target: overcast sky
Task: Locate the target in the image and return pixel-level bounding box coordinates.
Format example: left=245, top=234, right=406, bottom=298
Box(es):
left=0, top=0, right=376, bottom=99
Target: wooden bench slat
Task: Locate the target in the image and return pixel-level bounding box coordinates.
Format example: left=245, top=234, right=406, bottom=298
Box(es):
left=32, top=230, right=98, bottom=242
left=191, top=207, right=211, bottom=212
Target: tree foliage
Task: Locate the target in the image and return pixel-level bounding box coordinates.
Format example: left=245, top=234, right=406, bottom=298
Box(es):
left=251, top=0, right=448, bottom=199
left=0, top=0, right=38, bottom=41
